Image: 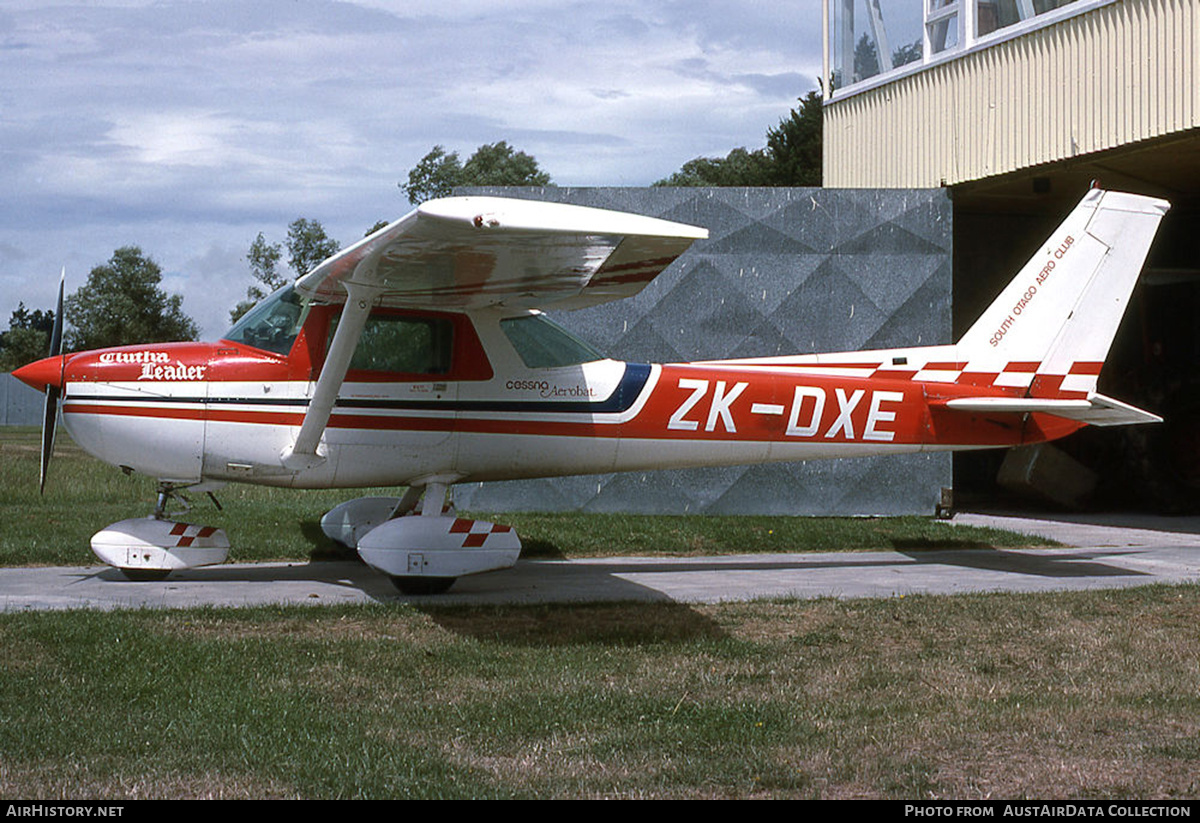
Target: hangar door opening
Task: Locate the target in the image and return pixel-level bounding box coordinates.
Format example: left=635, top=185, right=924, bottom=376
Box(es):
left=952, top=185, right=1200, bottom=515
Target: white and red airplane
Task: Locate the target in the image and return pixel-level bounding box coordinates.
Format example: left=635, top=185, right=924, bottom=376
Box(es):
left=14, top=187, right=1168, bottom=592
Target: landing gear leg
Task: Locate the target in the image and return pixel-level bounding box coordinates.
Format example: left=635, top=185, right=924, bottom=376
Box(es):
left=387, top=483, right=460, bottom=594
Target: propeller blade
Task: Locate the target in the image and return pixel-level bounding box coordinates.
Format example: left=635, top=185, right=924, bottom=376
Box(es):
left=38, top=271, right=65, bottom=495
left=39, top=385, right=58, bottom=495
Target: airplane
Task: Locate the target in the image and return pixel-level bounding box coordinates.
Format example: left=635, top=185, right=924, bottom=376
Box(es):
left=13, top=187, right=1169, bottom=593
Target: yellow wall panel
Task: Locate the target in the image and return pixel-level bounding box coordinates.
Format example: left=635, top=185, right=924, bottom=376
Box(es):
left=824, top=0, right=1200, bottom=187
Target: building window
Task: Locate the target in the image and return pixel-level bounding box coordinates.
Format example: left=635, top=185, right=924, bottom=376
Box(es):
left=927, top=0, right=960, bottom=54
left=826, top=0, right=1085, bottom=96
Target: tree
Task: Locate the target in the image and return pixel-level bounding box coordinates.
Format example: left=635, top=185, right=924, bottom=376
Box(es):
left=286, top=218, right=340, bottom=278
left=461, top=141, right=552, bottom=189
left=401, top=141, right=552, bottom=204
left=65, top=246, right=199, bottom=352
left=653, top=147, right=777, bottom=187
left=229, top=218, right=341, bottom=324
left=765, top=90, right=823, bottom=186
left=0, top=302, right=56, bottom=371
left=655, top=89, right=823, bottom=187
left=400, top=145, right=463, bottom=204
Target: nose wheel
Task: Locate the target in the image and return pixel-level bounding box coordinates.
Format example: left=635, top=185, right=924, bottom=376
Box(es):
left=389, top=576, right=457, bottom=595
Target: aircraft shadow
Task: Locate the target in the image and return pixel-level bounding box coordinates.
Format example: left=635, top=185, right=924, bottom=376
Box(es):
left=507, top=546, right=1152, bottom=581
left=89, top=559, right=398, bottom=598
left=61, top=544, right=1159, bottom=624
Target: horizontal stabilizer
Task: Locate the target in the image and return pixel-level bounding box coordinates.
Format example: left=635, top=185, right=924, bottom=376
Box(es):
left=943, top=393, right=1161, bottom=427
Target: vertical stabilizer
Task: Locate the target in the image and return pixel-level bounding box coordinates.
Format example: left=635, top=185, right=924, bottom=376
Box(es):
left=955, top=189, right=1169, bottom=398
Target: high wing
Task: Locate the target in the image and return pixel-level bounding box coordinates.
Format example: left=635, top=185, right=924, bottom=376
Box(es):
left=282, top=196, right=708, bottom=469
left=295, top=196, right=709, bottom=311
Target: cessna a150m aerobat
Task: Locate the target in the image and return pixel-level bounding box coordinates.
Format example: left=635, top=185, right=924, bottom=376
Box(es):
left=15, top=188, right=1169, bottom=592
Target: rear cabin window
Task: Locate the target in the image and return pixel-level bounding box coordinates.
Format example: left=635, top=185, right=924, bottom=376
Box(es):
left=332, top=313, right=453, bottom=375
left=500, top=314, right=604, bottom=369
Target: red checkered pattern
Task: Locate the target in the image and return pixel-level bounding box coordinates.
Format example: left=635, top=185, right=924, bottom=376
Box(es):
left=168, top=522, right=219, bottom=547
left=448, top=518, right=513, bottom=548
left=861, top=359, right=1103, bottom=399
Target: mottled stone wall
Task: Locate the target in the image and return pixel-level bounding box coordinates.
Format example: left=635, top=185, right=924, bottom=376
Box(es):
left=452, top=186, right=954, bottom=516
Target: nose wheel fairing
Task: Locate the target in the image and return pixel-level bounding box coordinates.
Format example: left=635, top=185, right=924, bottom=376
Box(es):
left=90, top=517, right=230, bottom=578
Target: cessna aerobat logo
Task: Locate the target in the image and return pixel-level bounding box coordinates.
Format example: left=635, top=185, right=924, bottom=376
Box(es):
left=98, top=350, right=206, bottom=381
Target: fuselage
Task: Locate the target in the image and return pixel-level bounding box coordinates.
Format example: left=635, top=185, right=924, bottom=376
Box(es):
left=37, top=300, right=1085, bottom=490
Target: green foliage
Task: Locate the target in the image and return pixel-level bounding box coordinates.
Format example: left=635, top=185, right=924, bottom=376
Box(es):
left=64, top=247, right=199, bottom=352
left=765, top=90, right=823, bottom=187
left=0, top=303, right=56, bottom=371
left=460, top=141, right=551, bottom=189
left=656, top=90, right=823, bottom=187
left=0, top=326, right=49, bottom=371
left=248, top=232, right=286, bottom=295
left=401, top=141, right=552, bottom=204
left=401, top=144, right=463, bottom=204
left=285, top=218, right=340, bottom=278
left=654, top=147, right=778, bottom=187
left=230, top=219, right=341, bottom=325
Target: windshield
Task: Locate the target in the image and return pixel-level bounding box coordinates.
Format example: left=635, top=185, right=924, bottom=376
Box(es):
left=223, top=285, right=309, bottom=355
left=500, top=313, right=605, bottom=368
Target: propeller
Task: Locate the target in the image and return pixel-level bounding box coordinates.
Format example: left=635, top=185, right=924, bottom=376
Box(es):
left=38, top=270, right=65, bottom=495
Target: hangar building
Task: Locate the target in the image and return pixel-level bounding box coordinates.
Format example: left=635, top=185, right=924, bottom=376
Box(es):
left=823, top=0, right=1200, bottom=512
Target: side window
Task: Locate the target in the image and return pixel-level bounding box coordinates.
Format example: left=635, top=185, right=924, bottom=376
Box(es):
left=332, top=313, right=454, bottom=375
left=500, top=314, right=605, bottom=369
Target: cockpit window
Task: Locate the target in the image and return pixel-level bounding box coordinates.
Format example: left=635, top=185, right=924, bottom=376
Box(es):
left=500, top=314, right=605, bottom=369
left=223, top=285, right=309, bottom=355
left=332, top=312, right=453, bottom=375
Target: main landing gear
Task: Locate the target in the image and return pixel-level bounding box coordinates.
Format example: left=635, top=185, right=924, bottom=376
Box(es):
left=87, top=481, right=519, bottom=594
left=320, top=482, right=521, bottom=595
left=90, top=483, right=230, bottom=581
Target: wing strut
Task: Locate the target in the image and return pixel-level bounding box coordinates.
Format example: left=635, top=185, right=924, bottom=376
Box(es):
left=281, top=280, right=381, bottom=470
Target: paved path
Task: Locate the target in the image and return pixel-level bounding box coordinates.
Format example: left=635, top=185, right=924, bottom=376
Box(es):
left=2, top=513, right=1198, bottom=612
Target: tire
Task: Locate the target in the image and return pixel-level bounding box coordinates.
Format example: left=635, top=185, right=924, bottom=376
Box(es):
left=389, top=576, right=456, bottom=595
left=118, top=568, right=172, bottom=582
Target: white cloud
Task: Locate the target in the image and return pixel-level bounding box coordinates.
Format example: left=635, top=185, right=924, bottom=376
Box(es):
left=0, top=0, right=823, bottom=340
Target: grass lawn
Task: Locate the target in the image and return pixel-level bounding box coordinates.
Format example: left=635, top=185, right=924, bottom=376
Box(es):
left=0, top=589, right=1197, bottom=799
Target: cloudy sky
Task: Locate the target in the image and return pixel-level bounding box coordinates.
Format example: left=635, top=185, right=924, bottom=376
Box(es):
left=0, top=0, right=823, bottom=340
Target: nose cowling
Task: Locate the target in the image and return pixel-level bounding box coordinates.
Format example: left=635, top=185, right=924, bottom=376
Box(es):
left=12, top=355, right=65, bottom=392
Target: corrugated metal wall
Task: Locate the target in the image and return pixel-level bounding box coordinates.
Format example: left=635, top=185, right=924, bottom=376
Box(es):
left=824, top=0, right=1199, bottom=188
left=0, top=373, right=43, bottom=426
